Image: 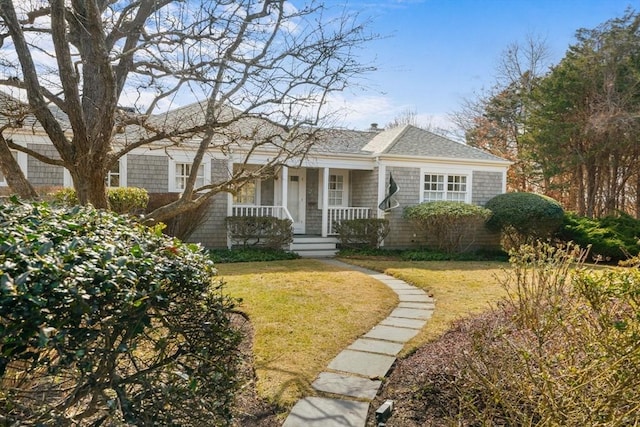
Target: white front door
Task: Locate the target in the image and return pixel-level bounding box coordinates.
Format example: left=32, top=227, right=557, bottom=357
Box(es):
left=287, top=169, right=306, bottom=234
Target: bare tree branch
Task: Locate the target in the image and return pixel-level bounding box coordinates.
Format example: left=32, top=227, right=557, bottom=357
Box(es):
left=0, top=0, right=375, bottom=219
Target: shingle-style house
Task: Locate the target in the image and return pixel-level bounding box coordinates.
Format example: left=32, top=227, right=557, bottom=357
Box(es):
left=1, top=99, right=510, bottom=256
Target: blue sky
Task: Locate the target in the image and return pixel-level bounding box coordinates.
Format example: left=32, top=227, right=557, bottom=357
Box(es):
left=333, top=0, right=636, bottom=131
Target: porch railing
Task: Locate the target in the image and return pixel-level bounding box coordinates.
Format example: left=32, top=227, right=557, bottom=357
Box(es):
left=327, top=207, right=371, bottom=235
left=232, top=205, right=294, bottom=222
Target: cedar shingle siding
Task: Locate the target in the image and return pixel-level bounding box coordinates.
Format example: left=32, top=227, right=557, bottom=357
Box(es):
left=472, top=171, right=504, bottom=206
left=351, top=169, right=377, bottom=210
left=27, top=144, right=64, bottom=186
left=380, top=167, right=503, bottom=251
left=306, top=169, right=322, bottom=235
left=188, top=158, right=229, bottom=248
left=128, top=155, right=168, bottom=193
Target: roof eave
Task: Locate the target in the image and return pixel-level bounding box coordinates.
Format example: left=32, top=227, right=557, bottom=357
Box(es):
left=375, top=153, right=513, bottom=167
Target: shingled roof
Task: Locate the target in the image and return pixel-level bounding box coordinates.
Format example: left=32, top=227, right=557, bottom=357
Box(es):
left=0, top=92, right=70, bottom=132
left=362, top=124, right=507, bottom=162
left=0, top=94, right=507, bottom=164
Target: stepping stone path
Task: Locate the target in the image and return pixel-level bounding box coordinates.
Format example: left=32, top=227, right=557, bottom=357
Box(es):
left=282, top=259, right=435, bottom=427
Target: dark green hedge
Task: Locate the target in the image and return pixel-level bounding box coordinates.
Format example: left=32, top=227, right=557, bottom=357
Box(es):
left=0, top=198, right=241, bottom=425
left=485, top=192, right=564, bottom=248
left=558, top=212, right=640, bottom=263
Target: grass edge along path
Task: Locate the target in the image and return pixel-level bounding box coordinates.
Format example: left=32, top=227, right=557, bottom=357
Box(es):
left=337, top=258, right=510, bottom=356
left=218, top=259, right=398, bottom=411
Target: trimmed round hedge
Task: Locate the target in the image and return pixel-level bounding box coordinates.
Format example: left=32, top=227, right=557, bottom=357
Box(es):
left=485, top=192, right=564, bottom=247
left=0, top=198, right=240, bottom=425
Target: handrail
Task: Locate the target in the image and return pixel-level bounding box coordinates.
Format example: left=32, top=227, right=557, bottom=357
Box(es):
left=231, top=205, right=294, bottom=222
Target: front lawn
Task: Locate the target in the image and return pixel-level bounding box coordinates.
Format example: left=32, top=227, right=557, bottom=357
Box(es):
left=218, top=259, right=398, bottom=408
left=337, top=258, right=509, bottom=354
left=219, top=258, right=508, bottom=410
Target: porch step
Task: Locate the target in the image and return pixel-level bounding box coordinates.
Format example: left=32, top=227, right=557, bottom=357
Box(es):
left=291, top=236, right=338, bottom=258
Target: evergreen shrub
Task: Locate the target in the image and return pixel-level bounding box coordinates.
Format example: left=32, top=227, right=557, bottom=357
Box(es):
left=0, top=198, right=241, bottom=425
left=210, top=247, right=299, bottom=263
left=558, top=211, right=640, bottom=263
left=404, top=201, right=491, bottom=253
left=485, top=192, right=564, bottom=249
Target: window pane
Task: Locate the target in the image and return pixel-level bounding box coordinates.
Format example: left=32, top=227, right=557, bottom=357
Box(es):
left=328, top=174, right=344, bottom=206
left=175, top=162, right=206, bottom=191
left=424, top=173, right=445, bottom=201
left=195, top=164, right=205, bottom=188
left=234, top=181, right=256, bottom=204
left=446, top=175, right=467, bottom=201
left=175, top=163, right=189, bottom=190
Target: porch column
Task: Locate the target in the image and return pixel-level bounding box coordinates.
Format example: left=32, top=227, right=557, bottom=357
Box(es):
left=321, top=167, right=329, bottom=237
left=376, top=162, right=386, bottom=219
left=226, top=192, right=233, bottom=248
left=226, top=161, right=234, bottom=249
left=281, top=166, right=288, bottom=219
left=376, top=162, right=387, bottom=247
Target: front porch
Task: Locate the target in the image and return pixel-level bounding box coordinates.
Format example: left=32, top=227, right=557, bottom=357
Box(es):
left=227, top=165, right=380, bottom=255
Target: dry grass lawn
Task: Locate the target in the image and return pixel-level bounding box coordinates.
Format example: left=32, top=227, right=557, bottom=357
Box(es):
left=336, top=258, right=510, bottom=354
left=218, top=259, right=398, bottom=408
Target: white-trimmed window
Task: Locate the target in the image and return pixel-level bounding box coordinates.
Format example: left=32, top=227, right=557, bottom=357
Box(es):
left=234, top=180, right=260, bottom=205
left=422, top=173, right=468, bottom=202
left=328, top=174, right=345, bottom=206
left=0, top=150, right=27, bottom=186
left=319, top=170, right=349, bottom=207
left=232, top=164, right=261, bottom=205
left=169, top=158, right=210, bottom=192
left=446, top=175, right=467, bottom=201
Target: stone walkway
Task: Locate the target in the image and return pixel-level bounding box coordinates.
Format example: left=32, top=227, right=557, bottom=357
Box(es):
left=282, top=259, right=435, bottom=427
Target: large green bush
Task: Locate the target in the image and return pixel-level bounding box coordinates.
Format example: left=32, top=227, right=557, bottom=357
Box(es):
left=558, top=211, right=640, bottom=263
left=404, top=201, right=491, bottom=253
left=0, top=198, right=241, bottom=425
left=485, top=192, right=564, bottom=249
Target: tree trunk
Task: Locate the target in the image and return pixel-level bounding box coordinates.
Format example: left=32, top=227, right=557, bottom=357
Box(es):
left=0, top=135, right=38, bottom=199
left=71, top=165, right=109, bottom=209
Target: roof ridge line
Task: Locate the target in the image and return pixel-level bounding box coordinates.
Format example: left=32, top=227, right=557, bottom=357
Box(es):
left=379, top=124, right=412, bottom=154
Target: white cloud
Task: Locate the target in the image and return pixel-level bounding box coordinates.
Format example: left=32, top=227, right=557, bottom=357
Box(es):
left=415, top=112, right=456, bottom=131
left=323, top=93, right=398, bottom=130
left=323, top=93, right=457, bottom=133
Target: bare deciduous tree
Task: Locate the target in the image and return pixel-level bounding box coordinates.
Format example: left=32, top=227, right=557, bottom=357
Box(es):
left=386, top=107, right=449, bottom=136
left=451, top=34, right=551, bottom=192
left=0, top=0, right=374, bottom=222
